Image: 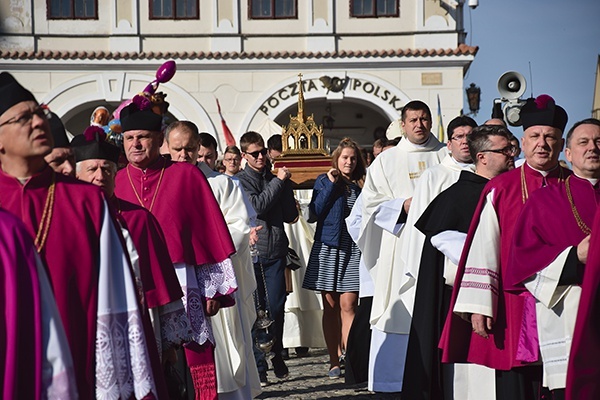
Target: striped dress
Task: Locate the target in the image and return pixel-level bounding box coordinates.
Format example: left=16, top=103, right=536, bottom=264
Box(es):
left=303, top=184, right=361, bottom=293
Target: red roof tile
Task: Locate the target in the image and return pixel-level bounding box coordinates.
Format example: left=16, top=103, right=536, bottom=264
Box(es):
left=0, top=45, right=477, bottom=61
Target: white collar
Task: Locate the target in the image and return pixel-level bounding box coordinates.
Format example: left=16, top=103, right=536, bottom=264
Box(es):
left=526, top=162, right=559, bottom=177
left=574, top=172, right=599, bottom=186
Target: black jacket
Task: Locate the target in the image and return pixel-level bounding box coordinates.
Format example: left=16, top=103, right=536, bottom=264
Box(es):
left=236, top=166, right=298, bottom=260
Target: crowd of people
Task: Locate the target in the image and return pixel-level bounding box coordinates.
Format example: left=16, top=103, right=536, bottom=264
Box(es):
left=1, top=69, right=600, bottom=400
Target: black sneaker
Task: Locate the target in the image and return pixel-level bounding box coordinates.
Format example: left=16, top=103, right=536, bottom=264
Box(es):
left=295, top=347, right=309, bottom=357
left=281, top=348, right=290, bottom=360
left=272, top=356, right=289, bottom=379
left=259, top=371, right=269, bottom=387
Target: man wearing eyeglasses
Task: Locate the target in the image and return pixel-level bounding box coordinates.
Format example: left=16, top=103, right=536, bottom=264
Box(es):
left=405, top=124, right=515, bottom=400
left=510, top=118, right=600, bottom=398
left=236, top=131, right=298, bottom=386
left=0, top=72, right=160, bottom=398
left=440, top=95, right=571, bottom=400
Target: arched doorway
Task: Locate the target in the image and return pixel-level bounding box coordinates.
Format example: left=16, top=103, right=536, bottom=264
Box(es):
left=273, top=97, right=391, bottom=150
left=242, top=71, right=410, bottom=149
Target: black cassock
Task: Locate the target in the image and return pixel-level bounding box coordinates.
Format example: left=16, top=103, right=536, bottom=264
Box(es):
left=402, top=171, right=488, bottom=400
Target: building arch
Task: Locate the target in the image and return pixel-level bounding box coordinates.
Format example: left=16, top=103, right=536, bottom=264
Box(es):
left=241, top=71, right=412, bottom=135
left=41, top=72, right=216, bottom=137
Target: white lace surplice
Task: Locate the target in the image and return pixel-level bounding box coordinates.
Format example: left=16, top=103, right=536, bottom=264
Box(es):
left=95, top=203, right=156, bottom=400
left=174, top=259, right=238, bottom=346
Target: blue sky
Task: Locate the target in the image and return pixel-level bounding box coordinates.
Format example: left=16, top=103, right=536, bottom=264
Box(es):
left=462, top=0, right=600, bottom=138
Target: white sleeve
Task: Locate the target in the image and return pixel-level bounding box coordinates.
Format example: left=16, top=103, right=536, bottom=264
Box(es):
left=431, top=230, right=468, bottom=266
left=454, top=191, right=500, bottom=320
left=373, top=197, right=406, bottom=235
left=524, top=247, right=573, bottom=309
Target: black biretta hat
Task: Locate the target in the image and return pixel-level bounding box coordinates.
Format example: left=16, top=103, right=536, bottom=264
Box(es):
left=48, top=112, right=71, bottom=148
left=520, top=94, right=568, bottom=132
left=71, top=126, right=121, bottom=164
left=0, top=72, right=37, bottom=116
left=120, top=95, right=163, bottom=133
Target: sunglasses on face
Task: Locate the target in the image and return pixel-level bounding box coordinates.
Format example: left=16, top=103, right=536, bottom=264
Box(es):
left=245, top=148, right=268, bottom=159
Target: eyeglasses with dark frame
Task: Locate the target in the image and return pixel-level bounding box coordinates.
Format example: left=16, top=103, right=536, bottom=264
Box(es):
left=0, top=105, right=51, bottom=129
left=245, top=148, right=268, bottom=159
left=480, top=144, right=518, bottom=157
left=223, top=157, right=241, bottom=163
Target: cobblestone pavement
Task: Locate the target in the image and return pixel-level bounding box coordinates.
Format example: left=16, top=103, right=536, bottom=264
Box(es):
left=256, top=349, right=401, bottom=399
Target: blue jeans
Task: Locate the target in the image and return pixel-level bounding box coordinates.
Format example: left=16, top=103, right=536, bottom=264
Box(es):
left=252, top=256, right=287, bottom=373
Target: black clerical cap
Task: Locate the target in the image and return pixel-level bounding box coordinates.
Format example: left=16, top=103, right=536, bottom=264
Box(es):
left=520, top=94, right=568, bottom=132
left=71, top=125, right=121, bottom=164
left=0, top=72, right=37, bottom=117
left=48, top=112, right=71, bottom=148
left=120, top=95, right=163, bottom=133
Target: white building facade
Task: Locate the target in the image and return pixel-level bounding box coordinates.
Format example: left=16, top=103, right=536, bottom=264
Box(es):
left=0, top=0, right=477, bottom=149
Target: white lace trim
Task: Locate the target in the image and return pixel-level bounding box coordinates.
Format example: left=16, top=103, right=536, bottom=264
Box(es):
left=96, top=312, right=155, bottom=400
left=197, top=258, right=238, bottom=298
left=159, top=300, right=193, bottom=350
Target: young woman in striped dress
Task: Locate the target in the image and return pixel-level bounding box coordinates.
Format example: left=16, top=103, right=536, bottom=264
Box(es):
left=303, top=138, right=366, bottom=379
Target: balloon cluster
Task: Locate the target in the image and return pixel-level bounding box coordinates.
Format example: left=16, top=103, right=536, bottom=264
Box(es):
left=99, top=60, right=177, bottom=148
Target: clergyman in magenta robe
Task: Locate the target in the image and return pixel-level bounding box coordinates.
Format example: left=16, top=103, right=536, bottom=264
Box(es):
left=0, top=208, right=77, bottom=399
left=509, top=118, right=600, bottom=395
left=0, top=72, right=158, bottom=399
left=439, top=95, right=570, bottom=399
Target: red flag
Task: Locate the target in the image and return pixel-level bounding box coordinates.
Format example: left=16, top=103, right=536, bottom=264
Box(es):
left=216, top=98, right=236, bottom=146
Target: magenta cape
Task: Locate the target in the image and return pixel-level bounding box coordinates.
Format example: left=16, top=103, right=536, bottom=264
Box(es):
left=111, top=196, right=183, bottom=308
left=567, top=206, right=600, bottom=400
left=0, top=167, right=106, bottom=398
left=115, top=159, right=235, bottom=265
left=508, top=175, right=599, bottom=288
left=439, top=163, right=571, bottom=370
left=0, top=209, right=43, bottom=399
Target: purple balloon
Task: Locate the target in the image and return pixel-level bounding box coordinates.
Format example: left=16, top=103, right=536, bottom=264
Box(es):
left=143, top=82, right=157, bottom=95
left=155, top=60, right=176, bottom=84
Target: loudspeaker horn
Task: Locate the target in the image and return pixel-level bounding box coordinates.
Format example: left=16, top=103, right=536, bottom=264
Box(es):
left=497, top=71, right=527, bottom=101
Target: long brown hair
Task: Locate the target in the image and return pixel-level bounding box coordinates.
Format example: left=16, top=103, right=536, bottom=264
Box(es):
left=330, top=137, right=366, bottom=186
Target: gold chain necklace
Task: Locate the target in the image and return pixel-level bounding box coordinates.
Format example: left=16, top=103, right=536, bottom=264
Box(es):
left=521, top=164, right=565, bottom=204
left=126, top=158, right=166, bottom=212
left=565, top=175, right=592, bottom=235
left=35, top=172, right=56, bottom=253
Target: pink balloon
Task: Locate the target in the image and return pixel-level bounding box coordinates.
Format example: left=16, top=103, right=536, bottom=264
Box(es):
left=155, top=60, right=176, bottom=84
left=112, top=98, right=132, bottom=120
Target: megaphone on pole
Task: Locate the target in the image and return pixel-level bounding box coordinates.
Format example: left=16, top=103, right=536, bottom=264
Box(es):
left=496, top=71, right=527, bottom=126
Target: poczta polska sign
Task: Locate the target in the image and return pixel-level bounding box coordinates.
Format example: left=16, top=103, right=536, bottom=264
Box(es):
left=259, top=76, right=404, bottom=116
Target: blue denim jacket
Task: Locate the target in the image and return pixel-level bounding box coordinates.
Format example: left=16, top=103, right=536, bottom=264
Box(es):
left=308, top=173, right=360, bottom=248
